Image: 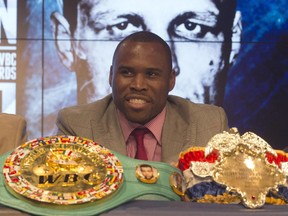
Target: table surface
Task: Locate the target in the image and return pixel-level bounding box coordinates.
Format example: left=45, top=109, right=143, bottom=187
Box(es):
left=1, top=200, right=288, bottom=216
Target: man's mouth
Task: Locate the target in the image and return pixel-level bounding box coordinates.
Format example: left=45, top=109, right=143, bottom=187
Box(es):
left=129, top=98, right=147, bottom=104
left=126, top=96, right=150, bottom=110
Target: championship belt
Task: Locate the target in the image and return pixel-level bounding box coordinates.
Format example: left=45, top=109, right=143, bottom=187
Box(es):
left=0, top=136, right=182, bottom=215
left=178, top=128, right=288, bottom=208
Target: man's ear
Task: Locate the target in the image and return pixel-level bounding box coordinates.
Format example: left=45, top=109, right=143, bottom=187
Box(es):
left=50, top=12, right=75, bottom=70
left=109, top=66, right=113, bottom=86
left=229, top=11, right=242, bottom=65
left=169, top=69, right=176, bottom=91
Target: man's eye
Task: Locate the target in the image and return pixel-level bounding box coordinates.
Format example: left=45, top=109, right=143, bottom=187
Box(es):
left=146, top=71, right=159, bottom=77
left=110, top=21, right=129, bottom=31
left=168, top=12, right=222, bottom=41
left=119, top=69, right=132, bottom=76
left=174, top=20, right=208, bottom=40
left=106, top=18, right=145, bottom=39
left=88, top=15, right=146, bottom=40
left=182, top=21, right=200, bottom=32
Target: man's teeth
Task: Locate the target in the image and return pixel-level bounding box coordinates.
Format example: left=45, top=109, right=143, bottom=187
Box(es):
left=130, top=98, right=146, bottom=104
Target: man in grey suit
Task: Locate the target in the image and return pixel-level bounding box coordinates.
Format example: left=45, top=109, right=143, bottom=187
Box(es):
left=56, top=31, right=228, bottom=163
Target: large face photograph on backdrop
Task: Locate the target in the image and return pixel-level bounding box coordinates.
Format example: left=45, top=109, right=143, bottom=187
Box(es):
left=0, top=0, right=287, bottom=149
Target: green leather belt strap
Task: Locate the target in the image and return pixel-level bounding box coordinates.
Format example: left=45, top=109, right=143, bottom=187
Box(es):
left=0, top=151, right=181, bottom=216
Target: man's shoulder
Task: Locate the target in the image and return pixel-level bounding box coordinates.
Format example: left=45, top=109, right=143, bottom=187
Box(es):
left=167, top=95, right=221, bottom=111
left=0, top=113, right=26, bottom=122
left=166, top=95, right=228, bottom=131
left=56, top=95, right=116, bottom=136
left=59, top=95, right=114, bottom=116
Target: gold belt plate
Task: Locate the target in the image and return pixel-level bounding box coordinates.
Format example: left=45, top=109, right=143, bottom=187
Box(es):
left=3, top=136, right=124, bottom=205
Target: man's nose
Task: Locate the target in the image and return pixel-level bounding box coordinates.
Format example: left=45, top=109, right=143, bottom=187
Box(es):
left=148, top=29, right=180, bottom=76
left=130, top=73, right=147, bottom=91
left=170, top=42, right=180, bottom=76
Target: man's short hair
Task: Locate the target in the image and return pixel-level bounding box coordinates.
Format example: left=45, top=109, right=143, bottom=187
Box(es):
left=140, top=164, right=153, bottom=169
left=112, top=31, right=173, bottom=68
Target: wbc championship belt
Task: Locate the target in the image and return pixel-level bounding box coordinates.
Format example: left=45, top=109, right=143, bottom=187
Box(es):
left=178, top=128, right=288, bottom=208
left=0, top=136, right=182, bottom=215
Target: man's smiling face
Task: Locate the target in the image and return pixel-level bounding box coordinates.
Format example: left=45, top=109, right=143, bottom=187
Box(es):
left=109, top=40, right=175, bottom=124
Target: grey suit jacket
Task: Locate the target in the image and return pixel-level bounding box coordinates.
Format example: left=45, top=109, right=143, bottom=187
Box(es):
left=0, top=113, right=27, bottom=155
left=56, top=94, right=228, bottom=163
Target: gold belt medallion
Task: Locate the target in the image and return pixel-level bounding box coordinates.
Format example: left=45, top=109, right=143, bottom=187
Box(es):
left=3, top=136, right=124, bottom=205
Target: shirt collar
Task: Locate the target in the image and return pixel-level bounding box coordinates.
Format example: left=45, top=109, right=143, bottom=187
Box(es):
left=117, top=106, right=167, bottom=145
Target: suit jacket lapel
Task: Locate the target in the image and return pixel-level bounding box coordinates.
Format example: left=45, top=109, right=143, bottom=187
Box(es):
left=161, top=101, right=196, bottom=162
left=90, top=101, right=127, bottom=156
